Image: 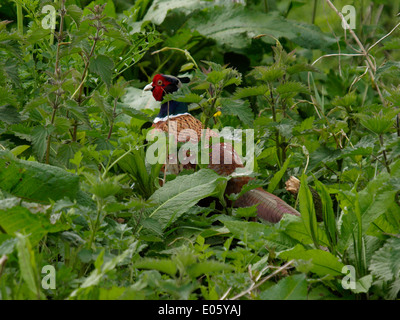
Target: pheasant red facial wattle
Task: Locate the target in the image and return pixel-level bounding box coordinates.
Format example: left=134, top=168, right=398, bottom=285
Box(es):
left=144, top=74, right=301, bottom=223
left=150, top=74, right=172, bottom=101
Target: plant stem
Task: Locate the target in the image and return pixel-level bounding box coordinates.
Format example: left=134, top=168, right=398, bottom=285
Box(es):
left=397, top=113, right=400, bottom=137
left=107, top=98, right=118, bottom=140
left=16, top=2, right=23, bottom=34
left=45, top=0, right=66, bottom=164
left=88, top=198, right=103, bottom=249
left=312, top=0, right=317, bottom=24
left=45, top=107, right=57, bottom=164
left=379, top=134, right=390, bottom=174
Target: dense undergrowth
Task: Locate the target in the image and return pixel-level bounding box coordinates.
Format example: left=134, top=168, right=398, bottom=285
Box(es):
left=0, top=0, right=400, bottom=300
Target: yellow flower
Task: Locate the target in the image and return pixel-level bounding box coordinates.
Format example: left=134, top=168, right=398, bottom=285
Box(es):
left=213, top=111, right=222, bottom=117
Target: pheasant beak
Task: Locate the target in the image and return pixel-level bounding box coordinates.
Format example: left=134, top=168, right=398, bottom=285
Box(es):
left=143, top=83, right=153, bottom=92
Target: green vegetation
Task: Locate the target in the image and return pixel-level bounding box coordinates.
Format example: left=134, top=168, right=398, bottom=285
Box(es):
left=0, top=0, right=399, bottom=300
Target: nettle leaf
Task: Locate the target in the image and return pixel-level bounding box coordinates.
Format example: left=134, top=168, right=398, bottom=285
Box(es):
left=220, top=98, right=253, bottom=126
left=359, top=114, right=395, bottom=135
left=222, top=220, right=274, bottom=248
left=331, top=92, right=357, bottom=108
left=286, top=63, right=319, bottom=75
left=233, top=205, right=258, bottom=218
left=89, top=54, right=114, bottom=88
left=276, top=81, right=309, bottom=99
left=31, top=125, right=54, bottom=161
left=133, top=258, right=177, bottom=276
left=0, top=206, right=69, bottom=246
left=67, top=4, right=83, bottom=27
left=0, top=151, right=80, bottom=203
left=187, top=5, right=335, bottom=50
left=54, top=116, right=71, bottom=135
left=0, top=105, right=21, bottom=124
left=164, top=92, right=203, bottom=104
left=141, top=0, right=212, bottom=25
left=233, top=85, right=269, bottom=100
left=260, top=274, right=307, bottom=300
left=148, top=169, right=227, bottom=230
left=186, top=261, right=234, bottom=278
left=370, top=237, right=400, bottom=282
left=250, top=65, right=285, bottom=82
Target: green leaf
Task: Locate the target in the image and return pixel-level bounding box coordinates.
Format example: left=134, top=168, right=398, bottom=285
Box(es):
left=260, top=274, right=307, bottom=300
left=250, top=65, right=285, bottom=82
left=314, top=180, right=338, bottom=253
left=276, top=81, right=309, bottom=99
left=279, top=244, right=344, bottom=277
left=16, top=233, right=44, bottom=299
left=31, top=125, right=52, bottom=161
left=67, top=4, right=83, bottom=27
left=187, top=261, right=234, bottom=278
left=10, top=145, right=30, bottom=157
left=0, top=105, right=21, bottom=124
left=233, top=85, right=269, bottom=100
left=267, top=154, right=291, bottom=193
left=187, top=6, right=335, bottom=50
left=299, top=174, right=319, bottom=247
left=89, top=54, right=114, bottom=88
left=222, top=220, right=274, bottom=249
left=69, top=247, right=133, bottom=299
left=352, top=275, right=373, bottom=294
left=234, top=205, right=258, bottom=218
left=370, top=237, right=400, bottom=281
left=148, top=169, right=227, bottom=230
left=142, top=0, right=212, bottom=25
left=359, top=114, right=394, bottom=135
left=0, top=151, right=80, bottom=203
left=0, top=205, right=69, bottom=245
left=220, top=98, right=253, bottom=126
left=133, top=258, right=177, bottom=276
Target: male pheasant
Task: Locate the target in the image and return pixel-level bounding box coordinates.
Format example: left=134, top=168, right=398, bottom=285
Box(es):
left=144, top=74, right=300, bottom=223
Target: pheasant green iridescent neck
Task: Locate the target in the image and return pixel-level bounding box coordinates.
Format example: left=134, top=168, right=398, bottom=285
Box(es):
left=153, top=100, right=189, bottom=123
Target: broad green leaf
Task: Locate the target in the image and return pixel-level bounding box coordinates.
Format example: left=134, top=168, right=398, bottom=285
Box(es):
left=67, top=4, right=83, bottom=27
left=222, top=220, right=274, bottom=249
left=148, top=169, right=227, bottom=230
left=89, top=54, right=114, bottom=88
left=0, top=105, right=21, bottom=124
left=133, top=258, right=177, bottom=276
left=10, top=145, right=30, bottom=157
left=187, top=6, right=335, bottom=50
left=314, top=180, right=338, bottom=253
left=267, top=154, right=291, bottom=193
left=187, top=261, right=234, bottom=278
left=260, top=274, right=307, bottom=300
left=370, top=237, right=400, bottom=281
left=352, top=275, right=373, bottom=294
left=16, top=233, right=44, bottom=299
left=360, top=115, right=394, bottom=135
left=0, top=151, right=80, bottom=203
left=233, top=85, right=269, bottom=100
left=220, top=98, right=253, bottom=126
left=279, top=244, right=344, bottom=277
left=276, top=81, right=309, bottom=99
left=31, top=125, right=53, bottom=161
left=250, top=65, right=285, bottom=82
left=142, top=0, right=213, bottom=25
left=299, top=174, right=319, bottom=247
left=0, top=205, right=69, bottom=245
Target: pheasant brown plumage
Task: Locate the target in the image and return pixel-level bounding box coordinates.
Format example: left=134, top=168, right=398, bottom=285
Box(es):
left=144, top=74, right=300, bottom=223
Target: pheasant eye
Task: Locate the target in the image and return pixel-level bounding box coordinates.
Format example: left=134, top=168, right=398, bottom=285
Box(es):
left=157, top=80, right=163, bottom=86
